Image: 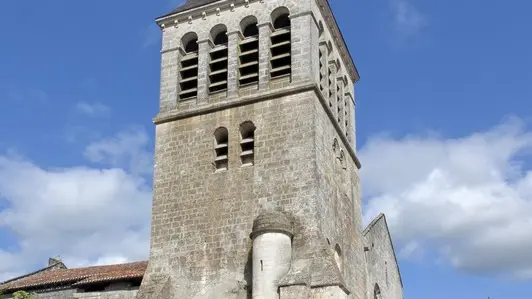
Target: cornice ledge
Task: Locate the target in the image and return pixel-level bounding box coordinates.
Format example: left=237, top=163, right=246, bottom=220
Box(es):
left=154, top=82, right=361, bottom=169
left=154, top=82, right=316, bottom=124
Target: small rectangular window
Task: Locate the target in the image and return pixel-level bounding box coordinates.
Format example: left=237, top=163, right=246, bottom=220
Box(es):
left=240, top=122, right=256, bottom=166
left=214, top=127, right=229, bottom=171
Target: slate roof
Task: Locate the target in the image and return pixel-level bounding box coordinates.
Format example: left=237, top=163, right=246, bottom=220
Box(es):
left=0, top=261, right=147, bottom=293
left=168, top=0, right=221, bottom=15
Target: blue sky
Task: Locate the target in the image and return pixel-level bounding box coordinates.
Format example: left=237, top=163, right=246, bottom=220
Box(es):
left=1, top=1, right=532, bottom=298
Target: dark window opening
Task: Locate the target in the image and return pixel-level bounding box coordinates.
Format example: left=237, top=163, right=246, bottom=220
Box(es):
left=184, top=38, right=198, bottom=53
left=213, top=31, right=228, bottom=45
left=243, top=23, right=259, bottom=37
left=273, top=13, right=290, bottom=29
left=240, top=121, right=256, bottom=166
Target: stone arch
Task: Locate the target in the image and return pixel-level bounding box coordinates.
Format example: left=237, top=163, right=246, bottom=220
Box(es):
left=271, top=7, right=290, bottom=29
left=240, top=15, right=259, bottom=37
left=210, top=24, right=228, bottom=45
left=181, top=32, right=198, bottom=53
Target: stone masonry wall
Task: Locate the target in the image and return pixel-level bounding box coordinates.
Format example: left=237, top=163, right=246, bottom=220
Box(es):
left=145, top=89, right=319, bottom=297
left=313, top=90, right=364, bottom=299
left=363, top=216, right=403, bottom=299
left=142, top=0, right=364, bottom=297
left=74, top=289, right=138, bottom=299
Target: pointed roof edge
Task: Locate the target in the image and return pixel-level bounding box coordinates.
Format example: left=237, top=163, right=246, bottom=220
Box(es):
left=1, top=260, right=67, bottom=285
left=157, top=0, right=221, bottom=19
left=363, top=213, right=404, bottom=288
left=0, top=261, right=147, bottom=293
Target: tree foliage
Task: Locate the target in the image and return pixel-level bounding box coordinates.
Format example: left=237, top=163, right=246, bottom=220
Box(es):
left=13, top=291, right=35, bottom=299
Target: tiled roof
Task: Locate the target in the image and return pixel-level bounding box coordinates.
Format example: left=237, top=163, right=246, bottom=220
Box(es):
left=0, top=261, right=147, bottom=293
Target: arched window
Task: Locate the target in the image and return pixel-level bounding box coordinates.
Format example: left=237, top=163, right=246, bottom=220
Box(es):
left=214, top=127, right=229, bottom=171
left=240, top=121, right=256, bottom=166
left=241, top=16, right=259, bottom=38
left=270, top=7, right=291, bottom=79
left=334, top=244, right=343, bottom=272
left=211, top=24, right=228, bottom=45
left=179, top=32, right=199, bottom=100
left=182, top=32, right=198, bottom=53
left=374, top=284, right=382, bottom=299
left=272, top=10, right=291, bottom=29
left=239, top=16, right=259, bottom=86
left=209, top=25, right=229, bottom=93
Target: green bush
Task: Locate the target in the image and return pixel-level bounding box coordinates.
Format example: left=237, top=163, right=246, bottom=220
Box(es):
left=13, top=291, right=35, bottom=299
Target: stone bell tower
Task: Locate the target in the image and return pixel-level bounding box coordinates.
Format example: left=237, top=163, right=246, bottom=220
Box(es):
left=136, top=0, right=364, bottom=298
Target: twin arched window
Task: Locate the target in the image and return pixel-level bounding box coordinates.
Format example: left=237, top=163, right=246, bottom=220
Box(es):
left=214, top=122, right=256, bottom=171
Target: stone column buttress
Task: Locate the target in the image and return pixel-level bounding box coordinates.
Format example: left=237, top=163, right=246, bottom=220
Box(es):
left=196, top=39, right=213, bottom=104
left=257, top=22, right=273, bottom=91
left=337, top=74, right=345, bottom=130
left=318, top=41, right=329, bottom=99
left=227, top=31, right=242, bottom=99
left=328, top=59, right=338, bottom=121
left=159, top=47, right=180, bottom=114
left=289, top=12, right=315, bottom=84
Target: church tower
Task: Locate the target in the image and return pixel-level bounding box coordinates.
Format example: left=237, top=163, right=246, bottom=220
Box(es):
left=137, top=0, right=368, bottom=298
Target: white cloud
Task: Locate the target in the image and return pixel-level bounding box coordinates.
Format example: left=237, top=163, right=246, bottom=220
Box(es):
left=84, top=128, right=153, bottom=176
left=142, top=23, right=162, bottom=49
left=361, top=118, right=532, bottom=280
left=0, top=129, right=153, bottom=281
left=75, top=101, right=110, bottom=117
left=390, top=0, right=427, bottom=38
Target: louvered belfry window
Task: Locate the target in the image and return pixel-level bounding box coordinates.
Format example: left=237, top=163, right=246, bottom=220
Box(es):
left=209, top=26, right=229, bottom=93
left=239, top=18, right=259, bottom=86
left=179, top=33, right=199, bottom=100
left=270, top=13, right=291, bottom=79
